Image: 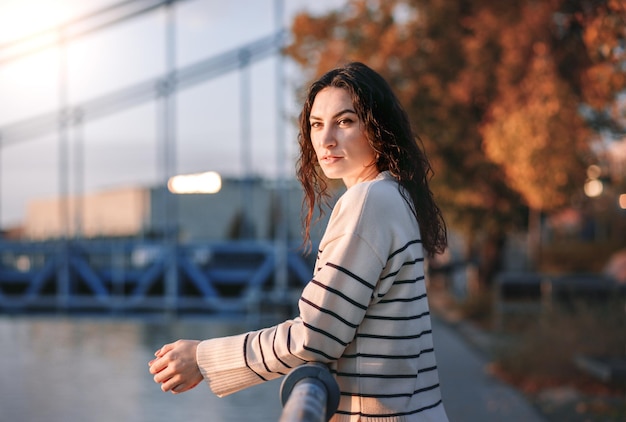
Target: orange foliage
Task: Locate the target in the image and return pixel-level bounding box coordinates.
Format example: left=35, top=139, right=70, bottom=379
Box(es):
left=286, top=0, right=625, bottom=225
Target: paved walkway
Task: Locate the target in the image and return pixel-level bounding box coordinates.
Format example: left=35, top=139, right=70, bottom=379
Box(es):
left=431, top=316, right=548, bottom=421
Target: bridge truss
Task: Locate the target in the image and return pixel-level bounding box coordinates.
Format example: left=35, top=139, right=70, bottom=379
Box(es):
left=0, top=0, right=306, bottom=315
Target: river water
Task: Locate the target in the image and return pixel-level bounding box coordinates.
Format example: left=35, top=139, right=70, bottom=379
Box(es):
left=1, top=315, right=284, bottom=422
left=1, top=309, right=551, bottom=422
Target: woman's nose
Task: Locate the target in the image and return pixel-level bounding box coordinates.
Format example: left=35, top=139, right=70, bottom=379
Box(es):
left=319, top=127, right=336, bottom=148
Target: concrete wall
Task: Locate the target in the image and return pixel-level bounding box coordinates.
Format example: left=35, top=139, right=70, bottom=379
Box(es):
left=25, top=187, right=149, bottom=239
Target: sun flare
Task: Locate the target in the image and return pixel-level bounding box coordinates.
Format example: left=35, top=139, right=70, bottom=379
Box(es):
left=0, top=0, right=72, bottom=45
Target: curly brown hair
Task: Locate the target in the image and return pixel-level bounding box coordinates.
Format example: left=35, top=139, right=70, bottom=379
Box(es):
left=296, top=62, right=447, bottom=257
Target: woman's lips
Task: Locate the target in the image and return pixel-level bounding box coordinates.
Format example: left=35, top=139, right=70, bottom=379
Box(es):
left=321, top=155, right=342, bottom=164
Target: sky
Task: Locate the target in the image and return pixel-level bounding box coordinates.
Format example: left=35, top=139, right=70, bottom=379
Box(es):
left=0, top=0, right=348, bottom=228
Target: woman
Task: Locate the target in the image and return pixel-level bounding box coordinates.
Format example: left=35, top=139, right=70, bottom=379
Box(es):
left=149, top=62, right=449, bottom=421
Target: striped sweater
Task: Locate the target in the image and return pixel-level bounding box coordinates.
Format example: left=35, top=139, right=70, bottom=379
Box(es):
left=196, top=171, right=449, bottom=421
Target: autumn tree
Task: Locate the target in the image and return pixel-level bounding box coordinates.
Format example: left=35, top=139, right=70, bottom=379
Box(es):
left=285, top=0, right=626, bottom=287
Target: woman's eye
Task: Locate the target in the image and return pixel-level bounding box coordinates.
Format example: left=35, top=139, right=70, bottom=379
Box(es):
left=338, top=118, right=353, bottom=126
left=310, top=121, right=321, bottom=128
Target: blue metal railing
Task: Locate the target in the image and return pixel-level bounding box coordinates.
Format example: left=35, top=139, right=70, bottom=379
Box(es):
left=0, top=239, right=312, bottom=314
left=280, top=363, right=340, bottom=422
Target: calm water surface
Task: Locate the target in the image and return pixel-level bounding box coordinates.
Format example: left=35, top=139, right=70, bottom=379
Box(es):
left=1, top=310, right=551, bottom=422
left=1, top=315, right=284, bottom=422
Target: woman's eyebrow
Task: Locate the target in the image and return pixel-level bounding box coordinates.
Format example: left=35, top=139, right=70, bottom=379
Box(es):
left=309, top=109, right=357, bottom=121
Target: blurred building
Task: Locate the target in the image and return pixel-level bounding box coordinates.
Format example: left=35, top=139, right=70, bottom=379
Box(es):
left=23, top=177, right=318, bottom=243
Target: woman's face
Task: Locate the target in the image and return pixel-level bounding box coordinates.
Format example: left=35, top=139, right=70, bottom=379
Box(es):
left=309, top=87, right=378, bottom=188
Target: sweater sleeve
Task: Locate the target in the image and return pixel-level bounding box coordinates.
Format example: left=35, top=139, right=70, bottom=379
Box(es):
left=196, top=185, right=387, bottom=397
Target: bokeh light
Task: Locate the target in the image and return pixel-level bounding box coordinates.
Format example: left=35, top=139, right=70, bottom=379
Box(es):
left=167, top=171, right=222, bottom=194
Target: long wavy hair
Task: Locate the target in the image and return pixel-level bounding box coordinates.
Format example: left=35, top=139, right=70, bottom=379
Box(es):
left=296, top=62, right=447, bottom=257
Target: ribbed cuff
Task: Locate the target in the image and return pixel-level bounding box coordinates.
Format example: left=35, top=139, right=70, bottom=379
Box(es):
left=196, top=333, right=263, bottom=397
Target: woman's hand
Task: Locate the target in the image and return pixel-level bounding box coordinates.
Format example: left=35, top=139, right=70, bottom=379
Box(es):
left=148, top=339, right=202, bottom=394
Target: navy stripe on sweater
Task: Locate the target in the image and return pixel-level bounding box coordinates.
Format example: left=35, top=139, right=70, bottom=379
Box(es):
left=258, top=331, right=272, bottom=373
left=374, top=276, right=425, bottom=298
left=302, top=321, right=349, bottom=346
left=308, top=279, right=368, bottom=310
left=336, top=399, right=443, bottom=418
left=325, top=262, right=376, bottom=289
left=387, top=239, right=423, bottom=260
left=303, top=345, right=338, bottom=360
left=257, top=330, right=288, bottom=376
left=340, top=382, right=440, bottom=399
left=334, top=365, right=437, bottom=379
left=243, top=333, right=267, bottom=381
left=378, top=292, right=427, bottom=304
left=342, top=347, right=435, bottom=360
left=363, top=310, right=430, bottom=321
left=381, top=257, right=425, bottom=280
left=356, top=328, right=432, bottom=340
left=271, top=329, right=291, bottom=370
left=300, top=297, right=359, bottom=328
left=392, top=275, right=425, bottom=285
